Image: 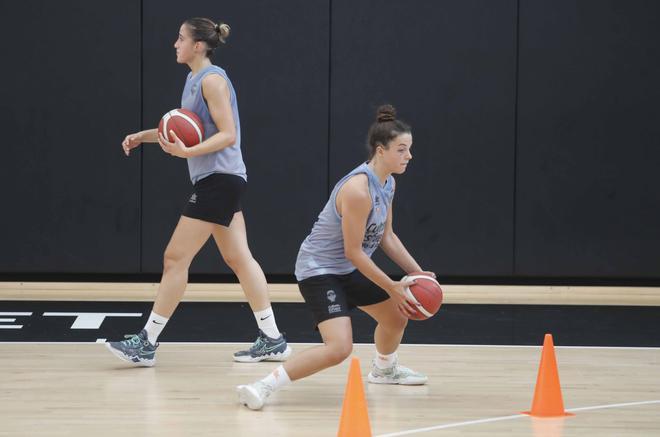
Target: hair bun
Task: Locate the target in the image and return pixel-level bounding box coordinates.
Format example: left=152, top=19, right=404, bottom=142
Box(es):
left=376, top=104, right=396, bottom=123
left=216, top=22, right=231, bottom=43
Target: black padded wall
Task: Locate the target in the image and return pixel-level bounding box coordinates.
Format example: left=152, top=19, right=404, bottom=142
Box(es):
left=329, top=0, right=517, bottom=276
left=515, top=0, right=660, bottom=277
left=0, top=1, right=141, bottom=272
left=140, top=0, right=329, bottom=274
left=2, top=1, right=660, bottom=281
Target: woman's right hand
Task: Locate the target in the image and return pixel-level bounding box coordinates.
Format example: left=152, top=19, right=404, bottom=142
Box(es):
left=387, top=278, right=419, bottom=318
left=122, top=132, right=143, bottom=156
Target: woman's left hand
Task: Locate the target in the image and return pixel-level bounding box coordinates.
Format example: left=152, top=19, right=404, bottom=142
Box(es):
left=158, top=130, right=190, bottom=158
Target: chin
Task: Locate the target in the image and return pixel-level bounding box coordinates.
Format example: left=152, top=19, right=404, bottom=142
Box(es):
left=393, top=166, right=408, bottom=175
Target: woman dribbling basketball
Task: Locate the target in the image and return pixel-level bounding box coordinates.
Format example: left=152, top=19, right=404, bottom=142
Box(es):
left=107, top=17, right=290, bottom=365
left=238, top=104, right=433, bottom=410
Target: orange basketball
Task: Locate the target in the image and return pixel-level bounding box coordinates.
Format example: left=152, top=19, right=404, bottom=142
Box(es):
left=158, top=108, right=204, bottom=147
left=402, top=273, right=443, bottom=320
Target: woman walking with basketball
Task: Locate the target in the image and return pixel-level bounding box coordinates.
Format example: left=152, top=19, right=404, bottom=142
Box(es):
left=107, top=17, right=290, bottom=365
left=238, top=105, right=433, bottom=410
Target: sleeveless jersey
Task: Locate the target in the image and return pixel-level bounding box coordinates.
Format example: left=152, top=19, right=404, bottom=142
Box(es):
left=181, top=64, right=247, bottom=184
left=295, top=162, right=395, bottom=281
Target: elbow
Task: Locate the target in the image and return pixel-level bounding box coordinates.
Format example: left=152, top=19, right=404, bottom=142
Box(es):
left=226, top=130, right=237, bottom=145
left=380, top=233, right=394, bottom=248
left=344, top=248, right=361, bottom=264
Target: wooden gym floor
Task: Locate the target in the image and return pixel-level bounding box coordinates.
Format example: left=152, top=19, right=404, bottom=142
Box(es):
left=1, top=283, right=659, bottom=436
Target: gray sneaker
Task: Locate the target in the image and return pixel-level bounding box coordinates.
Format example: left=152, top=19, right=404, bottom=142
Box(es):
left=367, top=359, right=428, bottom=385
left=237, top=381, right=274, bottom=410
left=233, top=330, right=292, bottom=363
left=106, top=329, right=158, bottom=367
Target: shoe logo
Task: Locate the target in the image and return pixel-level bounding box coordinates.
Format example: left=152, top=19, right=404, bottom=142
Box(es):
left=326, top=290, right=336, bottom=303
left=189, top=193, right=197, bottom=203
left=263, top=343, right=284, bottom=354
left=260, top=315, right=271, bottom=321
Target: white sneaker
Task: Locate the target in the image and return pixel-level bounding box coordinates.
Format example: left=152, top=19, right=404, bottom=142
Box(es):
left=367, top=360, right=428, bottom=385
left=237, top=381, right=273, bottom=410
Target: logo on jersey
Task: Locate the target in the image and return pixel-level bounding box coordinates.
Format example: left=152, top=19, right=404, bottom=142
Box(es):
left=326, top=290, right=336, bottom=303
left=189, top=193, right=197, bottom=204
left=362, top=222, right=386, bottom=250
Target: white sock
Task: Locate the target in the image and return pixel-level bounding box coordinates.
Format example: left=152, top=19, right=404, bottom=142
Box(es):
left=143, top=311, right=168, bottom=345
left=375, top=351, right=398, bottom=370
left=260, top=365, right=291, bottom=391
left=254, top=307, right=281, bottom=339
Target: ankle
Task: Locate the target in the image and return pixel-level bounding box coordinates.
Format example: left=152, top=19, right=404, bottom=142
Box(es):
left=260, top=365, right=291, bottom=391
left=374, top=351, right=398, bottom=369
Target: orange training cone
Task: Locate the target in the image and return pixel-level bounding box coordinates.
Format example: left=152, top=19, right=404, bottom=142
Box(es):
left=337, top=357, right=372, bottom=437
left=523, top=334, right=574, bottom=418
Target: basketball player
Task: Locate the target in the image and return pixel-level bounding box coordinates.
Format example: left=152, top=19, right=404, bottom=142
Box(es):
left=107, top=18, right=290, bottom=365
left=238, top=105, right=433, bottom=410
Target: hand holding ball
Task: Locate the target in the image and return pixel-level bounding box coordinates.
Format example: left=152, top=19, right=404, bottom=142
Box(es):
left=402, top=272, right=443, bottom=320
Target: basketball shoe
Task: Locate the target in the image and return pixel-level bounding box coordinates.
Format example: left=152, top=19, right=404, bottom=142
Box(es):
left=233, top=330, right=292, bottom=363
left=106, top=329, right=158, bottom=367
left=367, top=359, right=428, bottom=385
left=237, top=381, right=274, bottom=410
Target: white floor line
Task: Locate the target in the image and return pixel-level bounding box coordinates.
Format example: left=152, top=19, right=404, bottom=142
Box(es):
left=566, top=399, right=660, bottom=413
left=376, top=400, right=660, bottom=437
left=377, top=414, right=525, bottom=436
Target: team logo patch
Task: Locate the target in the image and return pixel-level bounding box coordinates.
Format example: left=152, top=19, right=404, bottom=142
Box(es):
left=326, top=290, right=341, bottom=314
left=189, top=193, right=197, bottom=204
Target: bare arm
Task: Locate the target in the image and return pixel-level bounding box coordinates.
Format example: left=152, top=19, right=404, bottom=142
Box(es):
left=338, top=175, right=417, bottom=316
left=184, top=74, right=237, bottom=157
left=157, top=74, right=237, bottom=158
left=379, top=201, right=423, bottom=273
left=121, top=129, right=159, bottom=156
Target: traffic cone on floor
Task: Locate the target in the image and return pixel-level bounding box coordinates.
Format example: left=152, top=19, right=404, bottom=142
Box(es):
left=337, top=357, right=372, bottom=437
left=523, top=334, right=574, bottom=418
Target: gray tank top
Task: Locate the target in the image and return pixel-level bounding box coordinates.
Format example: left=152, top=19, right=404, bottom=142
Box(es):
left=181, top=64, right=247, bottom=184
left=295, top=162, right=395, bottom=281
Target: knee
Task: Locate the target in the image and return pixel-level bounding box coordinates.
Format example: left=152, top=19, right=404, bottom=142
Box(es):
left=326, top=341, right=353, bottom=366
left=222, top=251, right=252, bottom=271
left=383, top=313, right=408, bottom=332
left=162, top=249, right=189, bottom=272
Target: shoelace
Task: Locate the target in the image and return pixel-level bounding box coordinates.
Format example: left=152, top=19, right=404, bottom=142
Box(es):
left=121, top=334, right=144, bottom=347
left=248, top=334, right=266, bottom=353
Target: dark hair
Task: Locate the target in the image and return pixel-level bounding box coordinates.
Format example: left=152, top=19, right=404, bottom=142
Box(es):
left=366, top=104, right=412, bottom=158
left=184, top=17, right=231, bottom=58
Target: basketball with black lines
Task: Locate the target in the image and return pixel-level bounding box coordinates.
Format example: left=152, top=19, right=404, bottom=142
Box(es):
left=158, top=108, right=204, bottom=147
left=402, top=273, right=443, bottom=320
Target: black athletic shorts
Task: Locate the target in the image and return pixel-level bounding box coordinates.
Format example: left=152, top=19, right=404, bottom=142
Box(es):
left=182, top=173, right=246, bottom=226
left=298, top=269, right=391, bottom=328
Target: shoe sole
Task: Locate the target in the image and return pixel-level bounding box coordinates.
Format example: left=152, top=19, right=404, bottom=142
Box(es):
left=233, top=345, right=293, bottom=363
left=237, top=385, right=264, bottom=410
left=367, top=372, right=427, bottom=385
left=105, top=342, right=155, bottom=367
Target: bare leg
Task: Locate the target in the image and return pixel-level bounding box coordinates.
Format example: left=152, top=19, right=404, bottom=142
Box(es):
left=360, top=298, right=427, bottom=385
left=283, top=317, right=354, bottom=381
left=212, top=212, right=270, bottom=312
left=152, top=216, right=214, bottom=317
left=359, top=298, right=408, bottom=354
